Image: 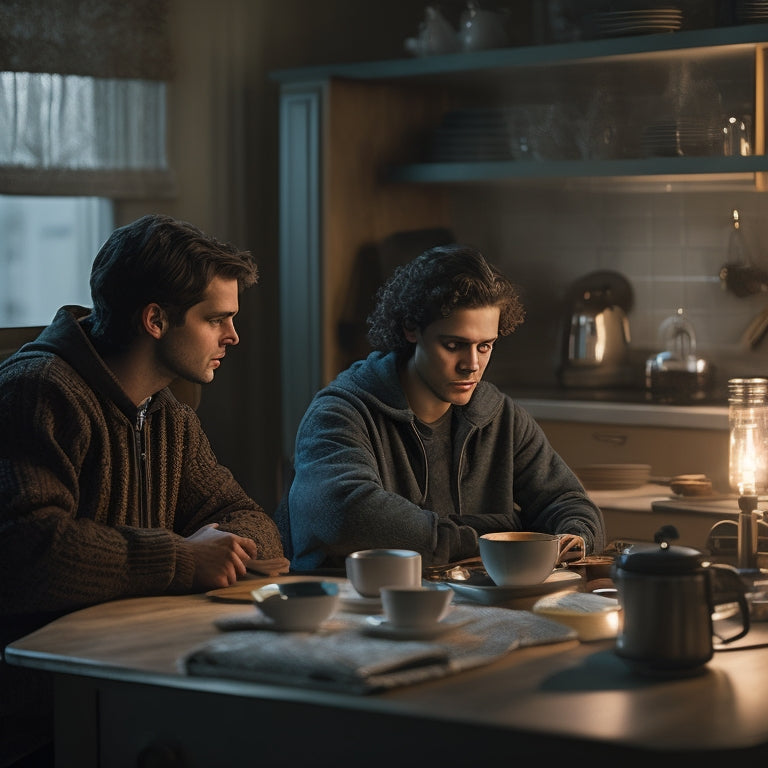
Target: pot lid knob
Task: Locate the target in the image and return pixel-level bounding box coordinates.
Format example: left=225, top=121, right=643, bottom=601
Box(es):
left=615, top=526, right=705, bottom=573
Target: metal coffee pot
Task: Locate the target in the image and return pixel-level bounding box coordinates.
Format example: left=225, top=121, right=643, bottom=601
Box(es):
left=612, top=534, right=750, bottom=676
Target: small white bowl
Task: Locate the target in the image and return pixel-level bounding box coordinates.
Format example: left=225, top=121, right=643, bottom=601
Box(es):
left=380, top=585, right=453, bottom=629
left=251, top=580, right=340, bottom=631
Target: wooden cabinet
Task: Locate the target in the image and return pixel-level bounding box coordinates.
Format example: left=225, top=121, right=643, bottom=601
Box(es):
left=536, top=418, right=730, bottom=491
left=273, top=24, right=768, bottom=463
left=275, top=80, right=452, bottom=456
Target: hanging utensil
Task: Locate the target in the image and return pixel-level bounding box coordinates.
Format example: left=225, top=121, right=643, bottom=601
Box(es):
left=740, top=305, right=768, bottom=349
left=720, top=209, right=768, bottom=297
left=721, top=263, right=768, bottom=297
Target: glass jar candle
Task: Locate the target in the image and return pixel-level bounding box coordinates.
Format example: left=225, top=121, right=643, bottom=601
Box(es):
left=728, top=377, right=768, bottom=570
left=728, top=378, right=768, bottom=496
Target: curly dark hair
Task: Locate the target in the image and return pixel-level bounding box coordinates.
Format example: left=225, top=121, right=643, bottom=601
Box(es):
left=366, top=244, right=525, bottom=354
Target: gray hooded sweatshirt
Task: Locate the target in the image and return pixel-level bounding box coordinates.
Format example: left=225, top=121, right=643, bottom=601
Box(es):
left=282, top=351, right=605, bottom=571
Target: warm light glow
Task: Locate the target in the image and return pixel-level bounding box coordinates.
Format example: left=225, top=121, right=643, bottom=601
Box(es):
left=731, top=421, right=759, bottom=495
left=728, top=379, right=768, bottom=495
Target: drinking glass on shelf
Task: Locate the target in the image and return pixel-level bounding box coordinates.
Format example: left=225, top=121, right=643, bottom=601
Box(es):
left=723, top=114, right=752, bottom=156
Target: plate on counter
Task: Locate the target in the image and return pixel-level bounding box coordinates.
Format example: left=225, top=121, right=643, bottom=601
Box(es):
left=445, top=568, right=582, bottom=605
left=575, top=463, right=652, bottom=490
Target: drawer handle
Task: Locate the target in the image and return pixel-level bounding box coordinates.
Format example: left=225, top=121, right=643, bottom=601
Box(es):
left=592, top=432, right=627, bottom=446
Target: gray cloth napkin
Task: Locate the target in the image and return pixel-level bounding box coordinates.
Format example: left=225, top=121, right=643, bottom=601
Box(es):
left=182, top=605, right=576, bottom=694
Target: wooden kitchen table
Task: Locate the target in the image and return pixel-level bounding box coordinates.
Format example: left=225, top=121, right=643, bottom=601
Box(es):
left=6, top=586, right=768, bottom=767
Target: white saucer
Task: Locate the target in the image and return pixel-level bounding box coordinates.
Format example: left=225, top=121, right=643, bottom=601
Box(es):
left=446, top=568, right=582, bottom=605
left=362, top=615, right=460, bottom=640
left=338, top=581, right=382, bottom=613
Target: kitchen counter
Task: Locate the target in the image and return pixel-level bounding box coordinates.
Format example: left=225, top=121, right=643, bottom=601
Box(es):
left=510, top=393, right=728, bottom=431
left=588, top=484, right=741, bottom=550
left=504, top=391, right=731, bottom=490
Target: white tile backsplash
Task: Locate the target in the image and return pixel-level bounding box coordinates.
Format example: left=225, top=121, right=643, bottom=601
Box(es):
left=450, top=187, right=768, bottom=396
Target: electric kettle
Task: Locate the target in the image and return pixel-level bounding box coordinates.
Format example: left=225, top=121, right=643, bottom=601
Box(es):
left=559, top=270, right=633, bottom=388
left=645, top=308, right=714, bottom=403
left=612, top=532, right=750, bottom=676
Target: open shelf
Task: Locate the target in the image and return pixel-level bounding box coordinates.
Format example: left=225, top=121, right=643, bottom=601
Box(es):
left=388, top=155, right=768, bottom=190
left=270, top=24, right=768, bottom=83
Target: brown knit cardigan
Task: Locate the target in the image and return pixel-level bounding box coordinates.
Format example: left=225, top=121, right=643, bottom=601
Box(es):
left=0, top=306, right=283, bottom=640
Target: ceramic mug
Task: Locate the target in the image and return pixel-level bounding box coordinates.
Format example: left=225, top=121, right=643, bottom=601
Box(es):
left=380, top=585, right=452, bottom=628
left=345, top=548, right=422, bottom=598
left=479, top=532, right=560, bottom=586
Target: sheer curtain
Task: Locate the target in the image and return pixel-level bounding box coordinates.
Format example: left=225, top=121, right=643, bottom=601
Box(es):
left=0, top=0, right=174, bottom=198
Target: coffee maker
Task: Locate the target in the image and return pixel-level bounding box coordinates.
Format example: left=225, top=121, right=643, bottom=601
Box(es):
left=558, top=270, right=634, bottom=389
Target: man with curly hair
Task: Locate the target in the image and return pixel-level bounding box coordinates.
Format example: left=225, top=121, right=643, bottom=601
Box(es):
left=278, top=244, right=605, bottom=571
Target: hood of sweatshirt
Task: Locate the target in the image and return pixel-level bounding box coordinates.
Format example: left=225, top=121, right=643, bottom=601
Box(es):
left=8, top=305, right=140, bottom=420
left=322, top=350, right=504, bottom=430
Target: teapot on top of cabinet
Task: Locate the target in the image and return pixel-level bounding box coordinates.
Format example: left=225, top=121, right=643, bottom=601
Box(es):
left=404, top=5, right=460, bottom=57
left=459, top=1, right=510, bottom=52
left=405, top=3, right=509, bottom=57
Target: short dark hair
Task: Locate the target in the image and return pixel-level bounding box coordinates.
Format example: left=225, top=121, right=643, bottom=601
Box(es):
left=366, top=244, right=525, bottom=355
left=88, top=214, right=258, bottom=351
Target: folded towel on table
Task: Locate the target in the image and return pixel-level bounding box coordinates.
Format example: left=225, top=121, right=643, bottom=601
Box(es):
left=182, top=605, right=576, bottom=694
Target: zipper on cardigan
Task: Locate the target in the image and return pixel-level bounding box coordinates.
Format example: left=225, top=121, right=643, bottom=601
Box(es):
left=135, top=398, right=151, bottom=527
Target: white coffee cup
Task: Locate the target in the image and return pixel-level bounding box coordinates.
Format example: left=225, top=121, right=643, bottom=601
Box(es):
left=345, top=549, right=422, bottom=598
left=479, top=531, right=559, bottom=587
left=380, top=585, right=452, bottom=628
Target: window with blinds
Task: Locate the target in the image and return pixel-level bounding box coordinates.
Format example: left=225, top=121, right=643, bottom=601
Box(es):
left=0, top=0, right=173, bottom=327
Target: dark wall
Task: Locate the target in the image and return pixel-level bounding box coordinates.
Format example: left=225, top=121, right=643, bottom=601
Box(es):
left=195, top=0, right=434, bottom=512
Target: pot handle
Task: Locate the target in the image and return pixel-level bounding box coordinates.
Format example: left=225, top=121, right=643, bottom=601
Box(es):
left=709, top=563, right=750, bottom=645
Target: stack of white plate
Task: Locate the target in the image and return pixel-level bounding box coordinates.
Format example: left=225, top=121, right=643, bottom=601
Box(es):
left=641, top=119, right=722, bottom=157
left=575, top=463, right=652, bottom=491
left=430, top=108, right=515, bottom=162
left=582, top=8, right=683, bottom=38
left=736, top=1, right=768, bottom=22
